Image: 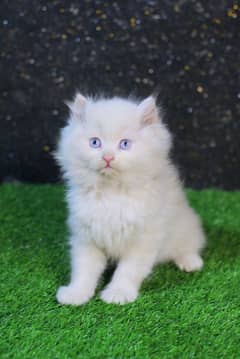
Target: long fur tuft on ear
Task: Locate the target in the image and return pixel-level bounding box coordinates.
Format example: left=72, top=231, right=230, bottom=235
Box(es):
left=137, top=96, right=159, bottom=126
left=65, top=93, right=87, bottom=119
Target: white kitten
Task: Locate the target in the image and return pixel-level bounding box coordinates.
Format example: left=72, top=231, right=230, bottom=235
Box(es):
left=55, top=93, right=206, bottom=305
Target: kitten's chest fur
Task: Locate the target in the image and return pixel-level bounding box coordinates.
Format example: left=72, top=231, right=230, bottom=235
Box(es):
left=69, top=186, right=146, bottom=258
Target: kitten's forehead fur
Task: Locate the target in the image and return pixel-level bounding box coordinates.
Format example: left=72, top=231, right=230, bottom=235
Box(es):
left=84, top=98, right=140, bottom=137
left=69, top=93, right=158, bottom=128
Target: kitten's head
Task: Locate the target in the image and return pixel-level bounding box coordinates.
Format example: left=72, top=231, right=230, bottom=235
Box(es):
left=55, top=93, right=172, bottom=186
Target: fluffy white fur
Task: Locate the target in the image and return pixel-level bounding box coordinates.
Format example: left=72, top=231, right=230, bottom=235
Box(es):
left=55, top=93, right=206, bottom=305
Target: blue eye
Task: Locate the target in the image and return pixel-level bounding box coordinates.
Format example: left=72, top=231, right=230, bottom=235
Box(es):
left=119, top=139, right=132, bottom=150
left=89, top=137, right=101, bottom=148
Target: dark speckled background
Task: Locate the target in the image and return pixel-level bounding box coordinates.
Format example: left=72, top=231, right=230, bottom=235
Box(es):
left=0, top=0, right=239, bottom=188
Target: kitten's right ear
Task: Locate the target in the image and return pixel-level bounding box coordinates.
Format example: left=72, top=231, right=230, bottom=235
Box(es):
left=65, top=93, right=87, bottom=120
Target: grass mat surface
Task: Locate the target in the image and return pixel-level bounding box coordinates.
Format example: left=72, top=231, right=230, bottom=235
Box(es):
left=0, top=185, right=239, bottom=358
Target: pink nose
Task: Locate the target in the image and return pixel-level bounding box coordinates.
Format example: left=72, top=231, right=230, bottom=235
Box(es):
left=103, top=155, right=114, bottom=164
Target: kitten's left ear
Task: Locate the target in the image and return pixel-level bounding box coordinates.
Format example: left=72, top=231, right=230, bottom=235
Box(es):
left=138, top=96, right=159, bottom=126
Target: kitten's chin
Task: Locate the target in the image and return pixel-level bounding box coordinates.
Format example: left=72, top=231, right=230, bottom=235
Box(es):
left=100, top=167, right=118, bottom=177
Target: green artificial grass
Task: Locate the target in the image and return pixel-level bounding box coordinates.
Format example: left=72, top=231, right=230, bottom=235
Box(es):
left=0, top=184, right=239, bottom=358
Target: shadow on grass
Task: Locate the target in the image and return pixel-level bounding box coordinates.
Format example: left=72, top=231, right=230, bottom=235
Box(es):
left=203, top=223, right=240, bottom=261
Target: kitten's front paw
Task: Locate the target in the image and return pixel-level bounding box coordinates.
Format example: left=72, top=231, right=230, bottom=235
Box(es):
left=175, top=253, right=203, bottom=272
left=100, top=284, right=138, bottom=305
left=56, top=285, right=93, bottom=305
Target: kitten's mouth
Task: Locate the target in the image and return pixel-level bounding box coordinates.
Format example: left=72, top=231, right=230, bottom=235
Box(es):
left=102, top=165, right=113, bottom=171
left=100, top=164, right=116, bottom=175
left=101, top=161, right=114, bottom=170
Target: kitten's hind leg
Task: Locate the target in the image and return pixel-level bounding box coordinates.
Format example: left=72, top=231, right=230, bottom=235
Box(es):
left=170, top=208, right=205, bottom=273
left=57, top=241, right=107, bottom=305
left=174, top=253, right=203, bottom=272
